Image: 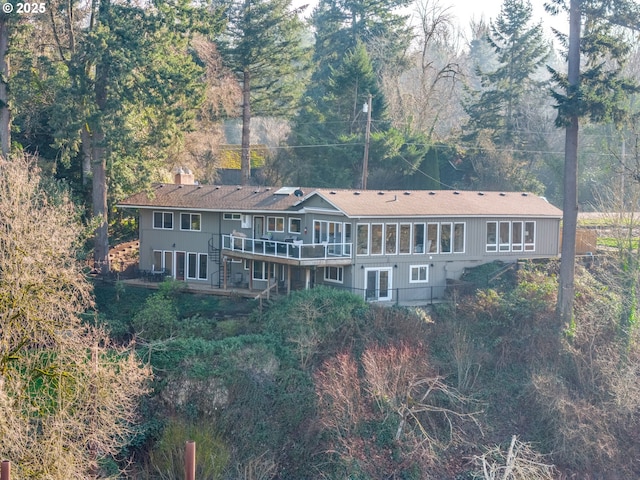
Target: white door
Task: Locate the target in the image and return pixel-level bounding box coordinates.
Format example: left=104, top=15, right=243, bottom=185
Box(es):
left=365, top=267, right=392, bottom=301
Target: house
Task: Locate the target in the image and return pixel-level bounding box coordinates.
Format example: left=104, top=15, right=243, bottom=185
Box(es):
left=117, top=173, right=562, bottom=304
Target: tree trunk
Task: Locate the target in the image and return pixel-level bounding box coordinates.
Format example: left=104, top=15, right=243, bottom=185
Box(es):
left=0, top=13, right=11, bottom=158
left=91, top=0, right=110, bottom=275
left=241, top=68, right=251, bottom=185
left=557, top=0, right=581, bottom=322
left=81, top=125, right=92, bottom=185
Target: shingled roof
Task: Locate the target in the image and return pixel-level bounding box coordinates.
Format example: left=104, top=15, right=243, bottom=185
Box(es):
left=118, top=184, right=306, bottom=212
left=118, top=184, right=563, bottom=218
left=310, top=189, right=563, bottom=218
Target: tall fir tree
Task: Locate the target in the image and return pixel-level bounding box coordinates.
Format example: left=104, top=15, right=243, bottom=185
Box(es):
left=286, top=0, right=424, bottom=188
left=462, top=0, right=551, bottom=191
left=216, top=0, right=309, bottom=185
left=11, top=0, right=215, bottom=273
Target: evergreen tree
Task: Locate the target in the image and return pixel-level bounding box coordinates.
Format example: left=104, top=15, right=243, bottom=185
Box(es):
left=9, top=0, right=215, bottom=273
left=286, top=0, right=426, bottom=189
left=216, top=0, right=309, bottom=185
left=462, top=0, right=551, bottom=191
left=547, top=0, right=640, bottom=321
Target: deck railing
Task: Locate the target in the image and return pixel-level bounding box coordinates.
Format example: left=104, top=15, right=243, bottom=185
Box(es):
left=222, top=234, right=352, bottom=261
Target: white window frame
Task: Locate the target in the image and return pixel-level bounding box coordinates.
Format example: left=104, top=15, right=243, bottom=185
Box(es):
left=427, top=222, right=439, bottom=254
left=252, top=260, right=269, bottom=281
left=187, top=252, right=198, bottom=279
left=153, top=211, right=173, bottom=230
left=289, top=217, right=302, bottom=234
left=364, top=267, right=393, bottom=302
left=198, top=253, right=208, bottom=280
left=486, top=222, right=498, bottom=252
left=511, top=221, right=523, bottom=252
left=399, top=223, right=412, bottom=254
left=409, top=265, right=429, bottom=283
left=385, top=223, right=397, bottom=255
left=267, top=216, right=285, bottom=233
left=324, top=266, right=344, bottom=284
left=524, top=221, right=536, bottom=251
left=357, top=223, right=369, bottom=256
left=453, top=222, right=465, bottom=253
left=440, top=222, right=453, bottom=254
left=241, top=215, right=252, bottom=229
left=180, top=213, right=201, bottom=231
left=223, top=212, right=242, bottom=220
left=499, top=221, right=511, bottom=252
left=152, top=250, right=173, bottom=275
left=370, top=223, right=384, bottom=255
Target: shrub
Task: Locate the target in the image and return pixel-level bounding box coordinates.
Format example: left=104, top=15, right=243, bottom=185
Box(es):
left=148, top=417, right=229, bottom=480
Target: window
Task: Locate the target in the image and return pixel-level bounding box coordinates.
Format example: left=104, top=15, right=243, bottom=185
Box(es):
left=486, top=222, right=498, bottom=252
left=499, top=222, right=511, bottom=251
left=512, top=222, right=523, bottom=252
left=440, top=223, right=452, bottom=253
left=486, top=221, right=536, bottom=252
left=252, top=261, right=269, bottom=280
left=399, top=223, right=411, bottom=254
left=187, top=253, right=197, bottom=279
left=153, top=211, right=173, bottom=230
left=324, top=266, right=344, bottom=283
left=152, top=250, right=173, bottom=275
left=187, top=253, right=208, bottom=280
left=241, top=215, right=252, bottom=229
left=385, top=224, right=397, bottom=255
left=524, top=222, right=535, bottom=251
left=180, top=213, right=201, bottom=231
left=357, top=224, right=369, bottom=255
left=453, top=223, right=465, bottom=253
left=267, top=216, right=285, bottom=232
left=371, top=223, right=383, bottom=255
left=198, top=254, right=207, bottom=280
left=289, top=218, right=301, bottom=234
left=314, top=220, right=344, bottom=243
left=223, top=213, right=242, bottom=220
left=427, top=223, right=439, bottom=253
left=410, top=265, right=429, bottom=283
left=413, top=223, right=425, bottom=253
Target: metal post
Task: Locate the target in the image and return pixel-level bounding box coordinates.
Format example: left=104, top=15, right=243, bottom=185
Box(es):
left=1, top=460, right=10, bottom=480
left=184, top=441, right=195, bottom=480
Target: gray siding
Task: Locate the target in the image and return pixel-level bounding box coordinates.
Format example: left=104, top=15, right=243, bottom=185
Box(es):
left=135, top=206, right=560, bottom=304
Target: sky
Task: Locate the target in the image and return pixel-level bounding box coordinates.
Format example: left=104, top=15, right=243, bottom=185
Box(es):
left=296, top=0, right=568, bottom=38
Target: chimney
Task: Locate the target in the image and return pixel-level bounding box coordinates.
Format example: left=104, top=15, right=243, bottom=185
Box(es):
left=174, top=167, right=195, bottom=185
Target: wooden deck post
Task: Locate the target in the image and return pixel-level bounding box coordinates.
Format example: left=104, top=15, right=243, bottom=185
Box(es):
left=1, top=460, right=10, bottom=480
left=223, top=258, right=227, bottom=290
left=304, top=268, right=311, bottom=290
left=287, top=264, right=291, bottom=295
left=184, top=441, right=195, bottom=480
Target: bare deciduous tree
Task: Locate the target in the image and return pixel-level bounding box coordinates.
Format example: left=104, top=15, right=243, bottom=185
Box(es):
left=0, top=155, right=151, bottom=479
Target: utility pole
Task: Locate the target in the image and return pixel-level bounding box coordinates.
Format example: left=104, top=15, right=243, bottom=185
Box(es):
left=361, top=94, right=372, bottom=190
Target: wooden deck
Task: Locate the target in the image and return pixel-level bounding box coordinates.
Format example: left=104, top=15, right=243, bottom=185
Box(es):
left=121, top=278, right=259, bottom=298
